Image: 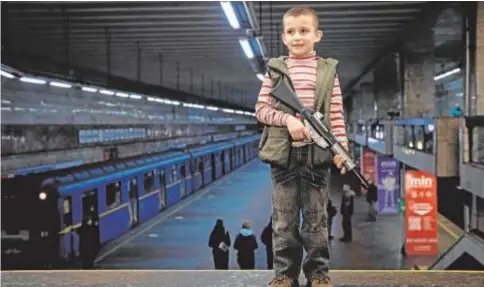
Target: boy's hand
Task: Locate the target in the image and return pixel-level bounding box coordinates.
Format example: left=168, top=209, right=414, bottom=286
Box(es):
left=286, top=116, right=311, bottom=141
left=333, top=154, right=347, bottom=175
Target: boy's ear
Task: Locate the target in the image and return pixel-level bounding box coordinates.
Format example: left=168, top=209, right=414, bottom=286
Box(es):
left=281, top=32, right=287, bottom=46
left=315, top=30, right=323, bottom=43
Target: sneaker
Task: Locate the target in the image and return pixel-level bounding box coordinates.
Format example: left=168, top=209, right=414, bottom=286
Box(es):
left=269, top=277, right=299, bottom=287
left=308, top=277, right=333, bottom=287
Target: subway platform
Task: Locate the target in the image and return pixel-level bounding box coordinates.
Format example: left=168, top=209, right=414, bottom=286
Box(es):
left=2, top=270, right=483, bottom=287
left=87, top=159, right=460, bottom=270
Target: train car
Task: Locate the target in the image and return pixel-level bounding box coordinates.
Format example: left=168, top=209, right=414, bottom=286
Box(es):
left=1, top=134, right=260, bottom=270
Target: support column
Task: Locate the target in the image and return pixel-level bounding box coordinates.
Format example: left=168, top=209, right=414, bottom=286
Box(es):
left=361, top=82, right=375, bottom=120
left=403, top=27, right=436, bottom=118
left=374, top=53, right=400, bottom=118
left=476, top=2, right=484, bottom=114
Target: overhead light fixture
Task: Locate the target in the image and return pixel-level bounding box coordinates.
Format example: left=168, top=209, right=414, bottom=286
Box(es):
left=82, top=87, right=97, bottom=93
left=129, top=94, right=142, bottom=100
left=434, top=68, right=460, bottom=81
left=50, top=81, right=71, bottom=88
left=220, top=1, right=240, bottom=29
left=257, top=73, right=264, bottom=81
left=100, top=89, right=115, bottom=96
left=1, top=70, right=15, bottom=79
left=20, top=77, right=46, bottom=85
left=115, top=92, right=130, bottom=98
left=239, top=38, right=254, bottom=59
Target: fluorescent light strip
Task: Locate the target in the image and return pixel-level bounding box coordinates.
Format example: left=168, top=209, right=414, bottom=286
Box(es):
left=239, top=38, right=254, bottom=59
left=220, top=1, right=240, bottom=29
left=115, top=92, right=130, bottom=98
left=129, top=94, right=142, bottom=100
left=1, top=70, right=15, bottom=79
left=82, top=87, right=97, bottom=93
left=434, top=68, right=460, bottom=81
left=100, top=89, right=115, bottom=96
left=20, top=77, right=46, bottom=85
left=3, top=66, right=255, bottom=118
left=50, top=81, right=71, bottom=88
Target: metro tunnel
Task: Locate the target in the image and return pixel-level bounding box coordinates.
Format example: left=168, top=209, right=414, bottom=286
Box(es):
left=1, top=1, right=483, bottom=286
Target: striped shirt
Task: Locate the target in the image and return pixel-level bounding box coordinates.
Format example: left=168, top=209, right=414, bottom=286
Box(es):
left=255, top=52, right=348, bottom=150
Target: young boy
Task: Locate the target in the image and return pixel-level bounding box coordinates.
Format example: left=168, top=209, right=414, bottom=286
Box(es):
left=255, top=7, right=349, bottom=287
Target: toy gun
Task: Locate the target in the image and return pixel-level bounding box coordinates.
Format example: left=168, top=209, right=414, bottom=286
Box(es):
left=267, top=66, right=371, bottom=190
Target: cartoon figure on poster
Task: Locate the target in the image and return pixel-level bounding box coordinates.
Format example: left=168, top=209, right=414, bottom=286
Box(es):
left=376, top=156, right=400, bottom=215
left=382, top=173, right=397, bottom=210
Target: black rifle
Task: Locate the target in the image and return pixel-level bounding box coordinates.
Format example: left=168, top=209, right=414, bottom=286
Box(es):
left=267, top=66, right=370, bottom=190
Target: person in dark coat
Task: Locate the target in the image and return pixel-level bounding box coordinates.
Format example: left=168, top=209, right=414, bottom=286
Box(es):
left=208, top=219, right=231, bottom=270
left=366, top=182, right=378, bottom=222
left=260, top=216, right=273, bottom=269
left=340, top=185, right=355, bottom=242
left=75, top=216, right=100, bottom=269
left=327, top=198, right=337, bottom=240
left=234, top=221, right=258, bottom=270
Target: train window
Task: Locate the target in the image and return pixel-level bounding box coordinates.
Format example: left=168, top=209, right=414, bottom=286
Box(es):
left=144, top=171, right=154, bottom=194
left=106, top=181, right=121, bottom=208
left=159, top=170, right=165, bottom=186
left=171, top=166, right=177, bottom=182
left=63, top=197, right=72, bottom=227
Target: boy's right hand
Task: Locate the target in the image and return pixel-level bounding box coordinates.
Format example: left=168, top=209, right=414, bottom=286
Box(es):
left=286, top=116, right=311, bottom=141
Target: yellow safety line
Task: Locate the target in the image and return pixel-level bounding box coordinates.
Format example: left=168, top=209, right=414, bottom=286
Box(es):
left=437, top=216, right=460, bottom=240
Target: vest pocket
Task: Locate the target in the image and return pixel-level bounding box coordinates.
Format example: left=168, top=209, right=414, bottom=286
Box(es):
left=258, top=126, right=291, bottom=168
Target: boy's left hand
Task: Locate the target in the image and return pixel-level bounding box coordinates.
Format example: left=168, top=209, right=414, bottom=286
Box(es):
left=333, top=154, right=347, bottom=175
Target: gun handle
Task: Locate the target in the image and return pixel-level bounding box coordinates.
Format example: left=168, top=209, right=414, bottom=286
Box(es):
left=330, top=142, right=371, bottom=190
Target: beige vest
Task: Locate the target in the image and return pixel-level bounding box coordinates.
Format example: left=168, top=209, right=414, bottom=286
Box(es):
left=258, top=56, right=339, bottom=168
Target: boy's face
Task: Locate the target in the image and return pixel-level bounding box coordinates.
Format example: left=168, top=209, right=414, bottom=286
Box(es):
left=282, top=14, right=322, bottom=56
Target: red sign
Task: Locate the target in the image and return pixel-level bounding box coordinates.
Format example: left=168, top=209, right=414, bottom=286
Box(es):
left=360, top=147, right=376, bottom=194
left=404, top=170, right=438, bottom=255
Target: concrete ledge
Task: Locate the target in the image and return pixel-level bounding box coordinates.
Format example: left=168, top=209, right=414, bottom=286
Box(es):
left=2, top=270, right=484, bottom=287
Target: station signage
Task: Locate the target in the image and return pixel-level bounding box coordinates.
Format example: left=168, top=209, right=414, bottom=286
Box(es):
left=404, top=170, right=438, bottom=256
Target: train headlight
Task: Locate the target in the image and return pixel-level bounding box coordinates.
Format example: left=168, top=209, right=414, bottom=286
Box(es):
left=39, top=192, right=47, bottom=200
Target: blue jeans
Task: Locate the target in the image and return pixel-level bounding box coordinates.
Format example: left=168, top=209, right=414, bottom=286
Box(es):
left=270, top=146, right=330, bottom=280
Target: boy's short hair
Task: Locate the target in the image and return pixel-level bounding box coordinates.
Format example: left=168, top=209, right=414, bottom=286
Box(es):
left=283, top=6, right=319, bottom=29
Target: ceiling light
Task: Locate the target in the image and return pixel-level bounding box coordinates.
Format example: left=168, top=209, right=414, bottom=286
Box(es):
left=82, top=87, right=97, bottom=93
left=434, top=68, right=460, bottom=81
left=20, top=77, right=46, bottom=85
left=239, top=38, right=254, bottom=59
left=0, top=70, right=15, bottom=79
left=50, top=81, right=71, bottom=88
left=220, top=2, right=240, bottom=29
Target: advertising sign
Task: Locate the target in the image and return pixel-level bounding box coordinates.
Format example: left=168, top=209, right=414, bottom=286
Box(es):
left=404, top=170, right=438, bottom=256
left=376, top=156, right=400, bottom=215
left=360, top=147, right=376, bottom=194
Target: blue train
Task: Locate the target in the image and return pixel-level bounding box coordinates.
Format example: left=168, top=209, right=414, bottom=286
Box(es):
left=1, top=134, right=260, bottom=270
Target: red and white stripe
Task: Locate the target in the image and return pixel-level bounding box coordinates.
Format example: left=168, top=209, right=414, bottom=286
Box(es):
left=255, top=53, right=348, bottom=150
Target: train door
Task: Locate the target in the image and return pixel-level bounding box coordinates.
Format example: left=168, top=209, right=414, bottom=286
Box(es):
left=198, top=159, right=204, bottom=187
left=82, top=189, right=99, bottom=220
left=158, top=170, right=167, bottom=210
left=229, top=148, right=233, bottom=171
left=180, top=165, right=186, bottom=198
left=80, top=189, right=100, bottom=266
left=62, top=196, right=75, bottom=259
left=128, top=178, right=139, bottom=227
left=243, top=145, right=247, bottom=163
left=211, top=154, right=216, bottom=181
left=221, top=151, right=225, bottom=175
